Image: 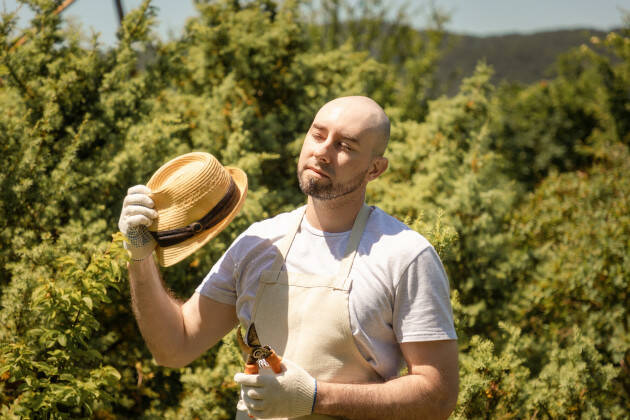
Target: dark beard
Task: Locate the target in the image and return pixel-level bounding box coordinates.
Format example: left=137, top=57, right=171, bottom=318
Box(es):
left=298, top=168, right=367, bottom=200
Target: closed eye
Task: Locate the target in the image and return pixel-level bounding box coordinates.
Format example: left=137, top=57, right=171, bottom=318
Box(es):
left=311, top=131, right=325, bottom=141
left=339, top=142, right=353, bottom=151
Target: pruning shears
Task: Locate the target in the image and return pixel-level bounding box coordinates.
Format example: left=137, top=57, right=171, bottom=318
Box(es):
left=236, top=323, right=283, bottom=374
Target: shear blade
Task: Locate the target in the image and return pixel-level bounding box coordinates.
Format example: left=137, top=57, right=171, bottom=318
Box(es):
left=246, top=323, right=262, bottom=348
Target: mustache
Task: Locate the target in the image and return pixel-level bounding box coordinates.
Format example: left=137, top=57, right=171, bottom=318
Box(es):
left=305, top=162, right=334, bottom=177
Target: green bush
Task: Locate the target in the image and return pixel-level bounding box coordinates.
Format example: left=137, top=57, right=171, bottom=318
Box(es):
left=0, top=236, right=127, bottom=418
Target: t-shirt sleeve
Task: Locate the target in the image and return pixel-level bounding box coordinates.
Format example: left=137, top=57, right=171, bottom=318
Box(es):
left=393, top=246, right=457, bottom=342
left=195, top=244, right=239, bottom=306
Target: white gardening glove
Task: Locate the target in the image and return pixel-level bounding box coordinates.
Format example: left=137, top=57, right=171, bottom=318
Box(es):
left=234, top=359, right=317, bottom=419
left=118, top=185, right=158, bottom=261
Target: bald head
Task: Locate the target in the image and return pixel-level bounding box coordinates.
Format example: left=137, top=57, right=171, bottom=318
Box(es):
left=316, top=96, right=390, bottom=157
left=298, top=95, right=390, bottom=203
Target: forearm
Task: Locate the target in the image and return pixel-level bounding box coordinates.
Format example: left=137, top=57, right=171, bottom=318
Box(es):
left=314, top=373, right=456, bottom=420
left=128, top=257, right=188, bottom=367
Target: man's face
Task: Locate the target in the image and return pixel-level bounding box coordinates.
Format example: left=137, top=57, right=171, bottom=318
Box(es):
left=297, top=100, right=382, bottom=200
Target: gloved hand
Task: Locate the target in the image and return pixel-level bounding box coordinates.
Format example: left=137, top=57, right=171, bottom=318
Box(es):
left=234, top=358, right=317, bottom=419
left=118, top=185, right=158, bottom=261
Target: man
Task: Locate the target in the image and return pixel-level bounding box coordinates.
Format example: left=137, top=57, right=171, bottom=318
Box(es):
left=119, top=96, right=459, bottom=419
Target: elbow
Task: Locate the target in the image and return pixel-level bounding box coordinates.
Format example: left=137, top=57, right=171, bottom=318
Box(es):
left=422, top=391, right=456, bottom=420
left=421, top=377, right=458, bottom=420
left=143, top=331, right=195, bottom=368
left=154, top=357, right=186, bottom=369
left=405, top=378, right=458, bottom=420
left=437, top=379, right=459, bottom=419
left=152, top=350, right=191, bottom=369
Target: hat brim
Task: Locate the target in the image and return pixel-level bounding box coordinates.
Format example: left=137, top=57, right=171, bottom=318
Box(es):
left=155, top=166, right=248, bottom=267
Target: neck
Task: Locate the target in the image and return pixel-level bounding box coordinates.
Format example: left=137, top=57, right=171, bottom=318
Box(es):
left=305, top=190, right=366, bottom=233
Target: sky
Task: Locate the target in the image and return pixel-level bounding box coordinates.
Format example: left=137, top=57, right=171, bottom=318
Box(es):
left=2, top=0, right=628, bottom=46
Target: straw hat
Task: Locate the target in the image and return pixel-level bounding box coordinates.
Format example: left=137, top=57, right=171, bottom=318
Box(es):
left=146, top=152, right=247, bottom=267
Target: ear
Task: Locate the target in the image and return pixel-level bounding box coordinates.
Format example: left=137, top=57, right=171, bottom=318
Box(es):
left=366, top=156, right=388, bottom=182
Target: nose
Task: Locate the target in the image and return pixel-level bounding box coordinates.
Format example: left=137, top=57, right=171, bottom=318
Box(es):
left=313, top=135, right=333, bottom=163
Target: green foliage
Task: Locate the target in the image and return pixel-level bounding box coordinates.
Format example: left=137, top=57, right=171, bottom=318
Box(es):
left=1, top=0, right=629, bottom=418
left=454, top=324, right=621, bottom=419
left=498, top=144, right=630, bottom=417
left=454, top=324, right=530, bottom=419
left=509, top=145, right=630, bottom=355
left=0, top=235, right=127, bottom=418
left=526, top=330, right=619, bottom=418
left=0, top=0, right=161, bottom=286
left=489, top=30, right=630, bottom=188
left=407, top=209, right=458, bottom=261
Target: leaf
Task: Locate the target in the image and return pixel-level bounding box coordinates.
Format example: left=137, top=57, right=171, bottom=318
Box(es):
left=82, top=296, right=93, bottom=310
left=59, top=373, right=75, bottom=382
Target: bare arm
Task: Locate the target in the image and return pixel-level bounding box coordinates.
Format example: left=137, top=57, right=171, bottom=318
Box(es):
left=313, top=340, right=459, bottom=420
left=128, top=257, right=238, bottom=368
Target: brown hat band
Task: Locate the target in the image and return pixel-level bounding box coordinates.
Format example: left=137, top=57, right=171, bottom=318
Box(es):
left=150, top=179, right=237, bottom=248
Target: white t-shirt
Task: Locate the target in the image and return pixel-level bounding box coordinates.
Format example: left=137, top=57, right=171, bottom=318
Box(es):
left=196, top=205, right=457, bottom=380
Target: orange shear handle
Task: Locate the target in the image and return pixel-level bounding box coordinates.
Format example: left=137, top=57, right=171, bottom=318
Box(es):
left=244, top=351, right=282, bottom=375
left=244, top=363, right=258, bottom=374
left=266, top=350, right=283, bottom=374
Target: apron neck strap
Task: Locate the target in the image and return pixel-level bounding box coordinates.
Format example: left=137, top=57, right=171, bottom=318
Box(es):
left=333, top=204, right=371, bottom=290
left=269, top=206, right=307, bottom=274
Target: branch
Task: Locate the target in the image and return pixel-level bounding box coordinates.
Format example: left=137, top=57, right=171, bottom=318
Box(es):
left=114, top=0, right=125, bottom=27
left=3, top=58, right=34, bottom=98
left=9, top=0, right=78, bottom=53
left=72, top=308, right=82, bottom=328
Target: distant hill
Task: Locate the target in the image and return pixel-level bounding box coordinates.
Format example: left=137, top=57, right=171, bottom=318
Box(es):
left=437, top=28, right=615, bottom=94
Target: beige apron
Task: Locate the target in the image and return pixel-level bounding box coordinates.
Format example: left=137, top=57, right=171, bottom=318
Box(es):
left=235, top=205, right=383, bottom=420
